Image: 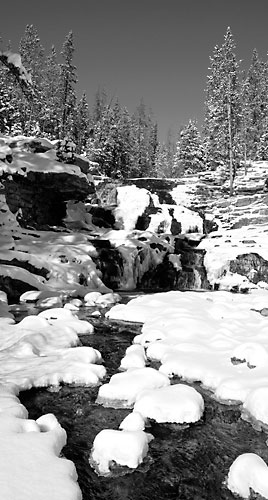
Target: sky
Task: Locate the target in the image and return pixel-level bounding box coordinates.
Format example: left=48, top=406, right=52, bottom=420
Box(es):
left=1, top=0, right=268, bottom=142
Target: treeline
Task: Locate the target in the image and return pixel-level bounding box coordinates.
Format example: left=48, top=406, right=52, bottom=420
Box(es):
left=1, top=25, right=268, bottom=180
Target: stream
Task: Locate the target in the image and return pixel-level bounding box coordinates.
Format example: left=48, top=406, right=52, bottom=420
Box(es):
left=18, top=301, right=268, bottom=500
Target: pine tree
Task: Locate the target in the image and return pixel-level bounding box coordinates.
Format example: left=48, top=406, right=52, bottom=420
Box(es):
left=118, top=107, right=134, bottom=178
left=131, top=100, right=158, bottom=177
left=19, top=24, right=45, bottom=133
left=92, top=87, right=107, bottom=124
left=204, top=27, right=242, bottom=193
left=241, top=49, right=267, bottom=161
left=173, top=120, right=204, bottom=176
left=41, top=45, right=61, bottom=137
left=0, top=64, right=21, bottom=134
left=256, top=128, right=268, bottom=160
left=154, top=129, right=175, bottom=177
left=58, top=31, right=77, bottom=139
left=74, top=92, right=90, bottom=153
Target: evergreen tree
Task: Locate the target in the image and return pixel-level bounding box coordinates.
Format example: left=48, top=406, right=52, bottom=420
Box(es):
left=204, top=27, right=242, bottom=193
left=74, top=92, right=90, bottom=153
left=256, top=128, right=268, bottom=160
left=58, top=31, right=77, bottom=139
left=19, top=24, right=45, bottom=133
left=92, top=87, right=108, bottom=124
left=154, top=129, right=175, bottom=177
left=41, top=45, right=61, bottom=137
left=173, top=120, right=204, bottom=176
left=118, top=107, right=134, bottom=177
left=131, top=100, right=158, bottom=177
left=241, top=49, right=267, bottom=161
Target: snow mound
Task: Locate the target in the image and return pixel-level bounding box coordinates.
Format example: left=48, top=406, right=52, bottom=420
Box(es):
left=89, top=429, right=153, bottom=476
left=120, top=344, right=147, bottom=370
left=242, top=387, right=268, bottom=425
left=227, top=453, right=268, bottom=499
left=119, top=411, right=146, bottom=431
left=134, top=383, right=204, bottom=423
left=96, top=367, right=170, bottom=408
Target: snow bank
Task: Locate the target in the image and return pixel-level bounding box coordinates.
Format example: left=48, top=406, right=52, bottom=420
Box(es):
left=0, top=293, right=110, bottom=499
left=107, top=289, right=268, bottom=414
left=0, top=409, right=82, bottom=500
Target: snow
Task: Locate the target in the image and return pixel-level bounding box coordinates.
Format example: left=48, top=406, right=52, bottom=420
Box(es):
left=0, top=411, right=82, bottom=500
left=96, top=367, right=170, bottom=407
left=119, top=344, right=147, bottom=370
left=199, top=224, right=268, bottom=287
left=134, top=383, right=204, bottom=424
left=107, top=289, right=268, bottom=410
left=119, top=411, right=146, bottom=431
left=0, top=149, right=86, bottom=178
left=243, top=387, right=268, bottom=425
left=227, top=453, right=268, bottom=498
left=89, top=428, right=153, bottom=476
left=0, top=299, right=109, bottom=499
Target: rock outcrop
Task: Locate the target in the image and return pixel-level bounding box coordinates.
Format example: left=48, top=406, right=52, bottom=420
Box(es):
left=0, top=137, right=95, bottom=228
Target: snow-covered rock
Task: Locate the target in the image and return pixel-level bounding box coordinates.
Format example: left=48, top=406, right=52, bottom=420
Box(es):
left=134, top=383, right=204, bottom=424
left=227, top=453, right=268, bottom=499
left=89, top=429, right=153, bottom=476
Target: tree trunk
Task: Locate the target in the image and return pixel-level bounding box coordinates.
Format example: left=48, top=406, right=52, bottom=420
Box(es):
left=227, top=77, right=234, bottom=196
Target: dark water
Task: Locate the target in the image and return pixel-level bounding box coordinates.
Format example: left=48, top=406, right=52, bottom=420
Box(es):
left=19, top=310, right=268, bottom=500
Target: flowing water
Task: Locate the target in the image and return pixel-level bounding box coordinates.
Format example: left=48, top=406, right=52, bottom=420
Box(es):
left=19, top=303, right=268, bottom=500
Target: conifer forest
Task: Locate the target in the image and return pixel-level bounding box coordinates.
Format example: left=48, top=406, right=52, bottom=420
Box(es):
left=1, top=25, right=268, bottom=180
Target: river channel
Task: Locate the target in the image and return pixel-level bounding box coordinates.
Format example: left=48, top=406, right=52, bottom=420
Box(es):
left=18, top=300, right=268, bottom=500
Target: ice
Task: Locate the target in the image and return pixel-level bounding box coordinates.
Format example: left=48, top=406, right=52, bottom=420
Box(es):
left=227, top=453, right=268, bottom=499
left=134, top=383, right=204, bottom=423
left=89, top=428, right=154, bottom=475
left=97, top=367, right=170, bottom=407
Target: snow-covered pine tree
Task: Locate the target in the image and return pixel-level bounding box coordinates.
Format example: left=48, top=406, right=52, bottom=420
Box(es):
left=92, top=87, right=108, bottom=125
left=241, top=49, right=267, bottom=161
left=204, top=27, right=242, bottom=193
left=131, top=100, right=158, bottom=177
left=73, top=92, right=90, bottom=153
left=40, top=45, right=61, bottom=138
left=0, top=52, right=22, bottom=134
left=256, top=127, right=268, bottom=160
left=118, top=107, right=134, bottom=178
left=19, top=24, right=45, bottom=134
left=173, top=120, right=204, bottom=176
left=58, top=31, right=77, bottom=140
left=154, top=129, right=176, bottom=177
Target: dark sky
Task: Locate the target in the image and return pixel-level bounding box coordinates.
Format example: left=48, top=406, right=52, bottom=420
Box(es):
left=1, top=0, right=268, bottom=141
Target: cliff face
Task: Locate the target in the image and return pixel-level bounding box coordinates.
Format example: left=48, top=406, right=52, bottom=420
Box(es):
left=0, top=137, right=95, bottom=228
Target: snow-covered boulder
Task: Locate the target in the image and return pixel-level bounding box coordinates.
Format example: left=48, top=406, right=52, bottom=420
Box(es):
left=89, top=429, right=153, bottom=476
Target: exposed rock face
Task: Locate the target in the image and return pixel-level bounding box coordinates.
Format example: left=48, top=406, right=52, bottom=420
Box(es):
left=4, top=171, right=94, bottom=227
left=230, top=253, right=268, bottom=284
